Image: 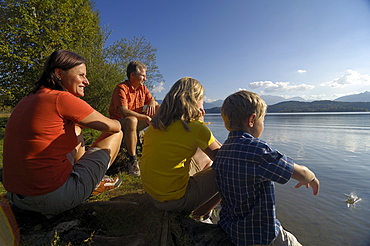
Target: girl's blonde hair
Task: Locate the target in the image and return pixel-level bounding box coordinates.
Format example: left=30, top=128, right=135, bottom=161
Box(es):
left=221, top=90, right=267, bottom=131
left=151, top=77, right=204, bottom=131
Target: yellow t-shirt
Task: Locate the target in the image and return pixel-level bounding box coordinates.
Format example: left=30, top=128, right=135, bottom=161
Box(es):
left=140, top=120, right=215, bottom=202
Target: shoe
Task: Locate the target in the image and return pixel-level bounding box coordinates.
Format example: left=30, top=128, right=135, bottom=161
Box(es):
left=199, top=216, right=214, bottom=224
left=128, top=159, right=140, bottom=177
left=210, top=204, right=221, bottom=224
left=91, top=175, right=122, bottom=195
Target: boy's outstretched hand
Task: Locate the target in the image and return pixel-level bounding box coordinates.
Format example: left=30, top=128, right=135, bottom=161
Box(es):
left=292, top=163, right=320, bottom=196
left=295, top=177, right=320, bottom=196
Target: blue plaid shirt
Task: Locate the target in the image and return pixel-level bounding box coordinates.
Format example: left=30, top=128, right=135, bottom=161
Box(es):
left=213, top=131, right=294, bottom=245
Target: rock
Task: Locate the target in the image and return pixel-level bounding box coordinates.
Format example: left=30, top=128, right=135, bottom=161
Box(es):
left=10, top=193, right=232, bottom=245
left=178, top=215, right=233, bottom=246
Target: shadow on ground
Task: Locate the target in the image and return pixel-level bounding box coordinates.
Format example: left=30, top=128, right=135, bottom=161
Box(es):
left=9, top=193, right=232, bottom=246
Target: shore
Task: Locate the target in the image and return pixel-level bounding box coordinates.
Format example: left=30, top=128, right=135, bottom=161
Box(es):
left=1, top=171, right=232, bottom=246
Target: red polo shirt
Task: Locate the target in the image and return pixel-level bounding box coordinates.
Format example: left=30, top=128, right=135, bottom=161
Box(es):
left=109, top=80, right=154, bottom=120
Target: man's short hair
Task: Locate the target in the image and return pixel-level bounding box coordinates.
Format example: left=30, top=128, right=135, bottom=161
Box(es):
left=221, top=90, right=267, bottom=131
left=127, top=61, right=147, bottom=78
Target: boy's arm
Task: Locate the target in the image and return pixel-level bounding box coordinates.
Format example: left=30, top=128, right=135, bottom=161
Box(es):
left=292, top=163, right=320, bottom=196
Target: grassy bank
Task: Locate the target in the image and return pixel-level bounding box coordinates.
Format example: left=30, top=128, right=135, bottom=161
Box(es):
left=0, top=116, right=154, bottom=244
left=0, top=117, right=7, bottom=193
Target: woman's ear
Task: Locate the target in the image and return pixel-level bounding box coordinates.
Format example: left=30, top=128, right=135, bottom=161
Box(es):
left=54, top=68, right=63, bottom=80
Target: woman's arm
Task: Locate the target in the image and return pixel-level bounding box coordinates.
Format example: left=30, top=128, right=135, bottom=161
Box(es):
left=78, top=110, right=122, bottom=133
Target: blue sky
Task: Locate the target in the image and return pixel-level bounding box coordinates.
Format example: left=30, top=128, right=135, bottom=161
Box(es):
left=93, top=0, right=370, bottom=102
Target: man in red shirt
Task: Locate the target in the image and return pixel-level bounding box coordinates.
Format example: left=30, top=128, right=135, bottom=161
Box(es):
left=109, top=61, right=159, bottom=176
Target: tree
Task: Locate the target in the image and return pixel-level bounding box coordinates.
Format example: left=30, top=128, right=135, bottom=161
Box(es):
left=0, top=0, right=164, bottom=115
left=104, top=36, right=164, bottom=91
left=84, top=36, right=164, bottom=115
left=0, top=0, right=104, bottom=107
left=83, top=60, right=124, bottom=115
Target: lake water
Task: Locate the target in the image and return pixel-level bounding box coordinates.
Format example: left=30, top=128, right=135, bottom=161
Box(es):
left=204, top=112, right=370, bottom=246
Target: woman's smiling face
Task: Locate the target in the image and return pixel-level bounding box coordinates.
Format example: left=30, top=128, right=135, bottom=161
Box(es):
left=57, top=63, right=89, bottom=97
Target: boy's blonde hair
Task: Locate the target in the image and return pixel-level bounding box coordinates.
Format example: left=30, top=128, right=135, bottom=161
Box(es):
left=151, top=77, right=204, bottom=131
left=221, top=90, right=267, bottom=131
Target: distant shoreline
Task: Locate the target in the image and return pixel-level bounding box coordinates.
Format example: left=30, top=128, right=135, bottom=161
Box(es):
left=205, top=111, right=370, bottom=115
left=205, top=100, right=370, bottom=114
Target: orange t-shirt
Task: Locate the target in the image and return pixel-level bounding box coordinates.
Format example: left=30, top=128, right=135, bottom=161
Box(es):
left=109, top=80, right=154, bottom=119
left=3, top=88, right=94, bottom=196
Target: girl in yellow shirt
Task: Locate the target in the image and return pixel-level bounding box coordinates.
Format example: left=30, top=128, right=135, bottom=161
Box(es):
left=140, top=77, right=221, bottom=214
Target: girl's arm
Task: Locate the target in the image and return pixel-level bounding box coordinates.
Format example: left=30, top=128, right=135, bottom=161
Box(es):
left=292, top=163, right=320, bottom=195
left=193, top=139, right=221, bottom=170
left=202, top=139, right=222, bottom=161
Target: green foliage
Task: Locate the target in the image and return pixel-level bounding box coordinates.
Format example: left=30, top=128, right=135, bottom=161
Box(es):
left=0, top=0, right=105, bottom=107
left=0, top=117, right=8, bottom=166
left=0, top=117, right=8, bottom=194
left=83, top=61, right=124, bottom=115
left=0, top=1, right=164, bottom=116
left=81, top=128, right=101, bottom=148
left=104, top=36, right=164, bottom=91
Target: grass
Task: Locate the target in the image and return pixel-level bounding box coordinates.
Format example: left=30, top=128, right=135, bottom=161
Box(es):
left=13, top=174, right=171, bottom=245
left=0, top=116, right=8, bottom=193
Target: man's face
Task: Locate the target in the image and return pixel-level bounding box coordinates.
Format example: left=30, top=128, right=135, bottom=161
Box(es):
left=130, top=69, right=146, bottom=87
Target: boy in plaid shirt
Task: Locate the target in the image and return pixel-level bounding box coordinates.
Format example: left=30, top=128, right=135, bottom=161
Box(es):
left=213, top=90, right=320, bottom=246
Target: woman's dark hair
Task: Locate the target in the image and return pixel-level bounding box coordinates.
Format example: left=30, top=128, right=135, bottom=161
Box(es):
left=32, top=50, right=86, bottom=93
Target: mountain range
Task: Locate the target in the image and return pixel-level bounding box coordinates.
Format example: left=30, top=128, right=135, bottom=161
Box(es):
left=156, top=91, right=370, bottom=110
left=333, top=91, right=370, bottom=102
left=204, top=91, right=370, bottom=109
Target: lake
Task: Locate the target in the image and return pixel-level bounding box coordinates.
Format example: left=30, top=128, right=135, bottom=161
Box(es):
left=204, top=112, right=370, bottom=246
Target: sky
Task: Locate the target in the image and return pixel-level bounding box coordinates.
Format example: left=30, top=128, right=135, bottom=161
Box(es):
left=93, top=0, right=370, bottom=102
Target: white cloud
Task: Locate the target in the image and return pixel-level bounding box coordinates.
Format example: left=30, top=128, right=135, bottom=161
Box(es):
left=303, top=94, right=329, bottom=100
left=320, top=70, right=370, bottom=88
left=298, top=69, right=307, bottom=73
left=204, top=96, right=217, bottom=103
left=249, top=81, right=314, bottom=93
left=152, top=81, right=165, bottom=93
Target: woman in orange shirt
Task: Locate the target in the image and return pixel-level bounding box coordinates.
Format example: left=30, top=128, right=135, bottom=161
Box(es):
left=3, top=50, right=123, bottom=218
